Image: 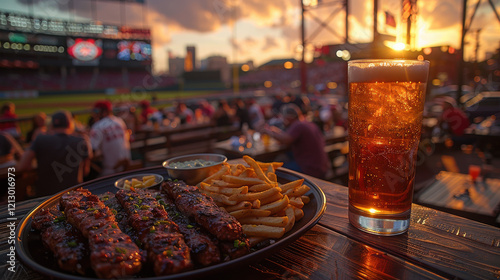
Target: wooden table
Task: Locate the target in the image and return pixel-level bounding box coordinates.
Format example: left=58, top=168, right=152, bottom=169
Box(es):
left=416, top=171, right=500, bottom=226
left=1, top=163, right=499, bottom=279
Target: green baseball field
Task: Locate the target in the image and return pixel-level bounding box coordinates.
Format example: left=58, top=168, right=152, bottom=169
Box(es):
left=10, top=90, right=215, bottom=117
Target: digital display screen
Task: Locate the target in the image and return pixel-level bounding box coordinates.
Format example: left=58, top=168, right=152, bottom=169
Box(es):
left=67, top=38, right=102, bottom=65
left=117, top=41, right=151, bottom=61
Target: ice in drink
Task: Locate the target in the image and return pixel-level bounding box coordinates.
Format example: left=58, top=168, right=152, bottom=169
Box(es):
left=348, top=60, right=429, bottom=235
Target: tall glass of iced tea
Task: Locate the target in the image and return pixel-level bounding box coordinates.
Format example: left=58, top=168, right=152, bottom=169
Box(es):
left=348, top=59, right=429, bottom=235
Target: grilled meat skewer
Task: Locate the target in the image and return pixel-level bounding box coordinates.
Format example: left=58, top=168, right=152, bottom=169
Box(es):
left=60, top=188, right=143, bottom=279
left=115, top=189, right=193, bottom=276
left=32, top=206, right=90, bottom=275
left=99, top=192, right=140, bottom=245
left=162, top=180, right=243, bottom=241
left=151, top=191, right=221, bottom=266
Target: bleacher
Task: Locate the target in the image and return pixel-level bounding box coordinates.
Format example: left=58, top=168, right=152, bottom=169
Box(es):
left=0, top=68, right=178, bottom=92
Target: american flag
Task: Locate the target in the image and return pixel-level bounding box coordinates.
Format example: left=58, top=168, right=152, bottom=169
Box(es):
left=385, top=11, right=396, bottom=28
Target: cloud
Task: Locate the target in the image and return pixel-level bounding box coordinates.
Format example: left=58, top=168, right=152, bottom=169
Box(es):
left=261, top=36, right=280, bottom=52
left=243, top=37, right=258, bottom=46
left=422, top=0, right=461, bottom=30
left=15, top=0, right=295, bottom=32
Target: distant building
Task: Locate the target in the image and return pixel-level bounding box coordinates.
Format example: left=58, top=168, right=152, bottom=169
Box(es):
left=185, top=45, right=196, bottom=72
left=168, top=55, right=185, bottom=77
left=200, top=55, right=227, bottom=84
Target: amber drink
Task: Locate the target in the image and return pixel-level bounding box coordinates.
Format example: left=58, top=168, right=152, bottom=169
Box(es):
left=348, top=60, right=429, bottom=235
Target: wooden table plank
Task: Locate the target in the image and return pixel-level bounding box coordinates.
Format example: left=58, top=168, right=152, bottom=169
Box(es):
left=417, top=171, right=500, bottom=217
left=308, top=175, right=500, bottom=280
left=216, top=226, right=447, bottom=280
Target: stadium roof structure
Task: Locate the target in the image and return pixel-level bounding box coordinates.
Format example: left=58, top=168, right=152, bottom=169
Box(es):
left=259, top=58, right=298, bottom=69
left=0, top=11, right=150, bottom=40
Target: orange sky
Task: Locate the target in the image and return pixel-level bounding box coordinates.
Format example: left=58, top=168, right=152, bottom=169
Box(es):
left=3, top=0, right=500, bottom=73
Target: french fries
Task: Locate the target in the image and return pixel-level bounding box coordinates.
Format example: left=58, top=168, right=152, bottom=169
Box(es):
left=198, top=156, right=311, bottom=246
left=241, top=224, right=285, bottom=239
left=123, top=175, right=157, bottom=190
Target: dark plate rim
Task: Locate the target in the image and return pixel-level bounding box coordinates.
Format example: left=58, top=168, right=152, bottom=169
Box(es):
left=114, top=173, right=164, bottom=190
left=15, top=167, right=326, bottom=280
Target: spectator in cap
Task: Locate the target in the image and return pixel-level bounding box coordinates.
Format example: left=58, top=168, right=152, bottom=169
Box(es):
left=89, top=100, right=131, bottom=176
left=17, top=110, right=92, bottom=197
left=261, top=103, right=330, bottom=179
left=437, top=97, right=472, bottom=148
left=139, top=99, right=157, bottom=125
left=176, top=102, right=194, bottom=124
left=0, top=102, right=20, bottom=140
left=438, top=98, right=470, bottom=136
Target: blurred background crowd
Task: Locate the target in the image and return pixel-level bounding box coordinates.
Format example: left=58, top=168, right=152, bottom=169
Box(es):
left=2, top=85, right=499, bottom=205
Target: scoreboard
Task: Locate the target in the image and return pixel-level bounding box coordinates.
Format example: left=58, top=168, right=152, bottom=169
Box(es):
left=0, top=12, right=151, bottom=68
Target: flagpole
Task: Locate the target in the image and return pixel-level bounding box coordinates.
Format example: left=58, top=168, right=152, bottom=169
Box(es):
left=300, top=0, right=307, bottom=94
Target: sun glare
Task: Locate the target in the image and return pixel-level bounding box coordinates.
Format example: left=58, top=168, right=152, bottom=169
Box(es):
left=384, top=41, right=406, bottom=51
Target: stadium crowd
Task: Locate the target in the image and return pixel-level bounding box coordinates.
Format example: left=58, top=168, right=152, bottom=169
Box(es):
left=0, top=94, right=348, bottom=202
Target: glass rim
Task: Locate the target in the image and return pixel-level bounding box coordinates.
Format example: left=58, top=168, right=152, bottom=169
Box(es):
left=348, top=59, right=429, bottom=66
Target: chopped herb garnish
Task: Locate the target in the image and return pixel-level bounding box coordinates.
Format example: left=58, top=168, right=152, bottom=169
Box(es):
left=155, top=195, right=161, bottom=200
left=163, top=249, right=173, bottom=257
left=87, top=208, right=96, bottom=212
left=111, top=224, right=118, bottom=229
left=150, top=226, right=156, bottom=233
left=111, top=209, right=117, bottom=215
left=133, top=204, right=139, bottom=209
left=53, top=216, right=66, bottom=223
left=67, top=241, right=77, bottom=247
left=140, top=205, right=150, bottom=210
left=233, top=240, right=246, bottom=248
left=142, top=216, right=149, bottom=221
left=158, top=200, right=166, bottom=206
left=186, top=225, right=194, bottom=229
left=115, top=247, right=127, bottom=254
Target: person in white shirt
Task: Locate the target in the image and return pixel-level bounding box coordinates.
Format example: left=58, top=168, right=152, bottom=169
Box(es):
left=89, top=100, right=131, bottom=176
left=247, top=98, right=265, bottom=130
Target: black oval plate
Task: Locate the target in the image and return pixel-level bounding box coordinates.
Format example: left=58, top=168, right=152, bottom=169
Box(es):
left=16, top=167, right=326, bottom=280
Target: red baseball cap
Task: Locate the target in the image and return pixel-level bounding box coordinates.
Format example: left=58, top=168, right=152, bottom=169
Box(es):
left=93, top=100, right=112, bottom=112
